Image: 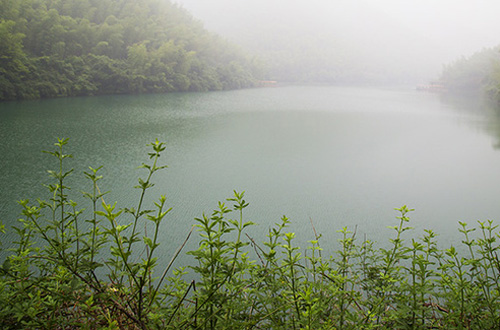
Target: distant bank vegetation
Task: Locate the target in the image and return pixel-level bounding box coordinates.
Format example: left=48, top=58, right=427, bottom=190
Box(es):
left=440, top=46, right=500, bottom=103
left=0, top=0, right=263, bottom=101
left=3, top=0, right=500, bottom=104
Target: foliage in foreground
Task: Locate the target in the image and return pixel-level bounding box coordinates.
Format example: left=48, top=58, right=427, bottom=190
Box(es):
left=1, top=139, right=500, bottom=329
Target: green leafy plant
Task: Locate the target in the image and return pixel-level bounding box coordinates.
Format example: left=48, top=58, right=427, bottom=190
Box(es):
left=2, top=139, right=500, bottom=329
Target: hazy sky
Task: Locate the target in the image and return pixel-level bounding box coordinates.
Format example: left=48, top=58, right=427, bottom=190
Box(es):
left=174, top=0, right=500, bottom=82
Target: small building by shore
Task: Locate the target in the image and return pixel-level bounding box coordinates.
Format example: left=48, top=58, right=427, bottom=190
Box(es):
left=257, top=80, right=278, bottom=87
left=416, top=83, right=447, bottom=93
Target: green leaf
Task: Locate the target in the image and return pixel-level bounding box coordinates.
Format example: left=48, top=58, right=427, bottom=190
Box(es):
left=143, top=236, right=154, bottom=249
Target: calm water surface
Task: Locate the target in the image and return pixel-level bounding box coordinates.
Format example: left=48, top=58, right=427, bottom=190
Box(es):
left=1, top=85, right=500, bottom=252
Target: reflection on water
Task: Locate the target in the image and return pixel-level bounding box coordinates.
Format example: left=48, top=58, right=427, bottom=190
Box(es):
left=1, top=86, right=500, bottom=253
left=440, top=92, right=500, bottom=149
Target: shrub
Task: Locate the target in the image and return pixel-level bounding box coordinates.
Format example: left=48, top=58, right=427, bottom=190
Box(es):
left=1, top=139, right=500, bottom=329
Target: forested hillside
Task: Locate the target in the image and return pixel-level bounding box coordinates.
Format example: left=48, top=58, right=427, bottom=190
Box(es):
left=0, top=0, right=262, bottom=101
left=440, top=46, right=500, bottom=102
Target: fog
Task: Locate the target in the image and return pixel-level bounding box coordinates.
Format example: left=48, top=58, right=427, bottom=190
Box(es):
left=174, top=0, right=500, bottom=84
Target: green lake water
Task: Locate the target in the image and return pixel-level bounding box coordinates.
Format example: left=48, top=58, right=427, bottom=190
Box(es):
left=1, top=85, right=500, bottom=254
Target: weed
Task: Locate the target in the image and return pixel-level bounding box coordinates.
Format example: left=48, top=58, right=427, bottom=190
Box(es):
left=1, top=139, right=500, bottom=329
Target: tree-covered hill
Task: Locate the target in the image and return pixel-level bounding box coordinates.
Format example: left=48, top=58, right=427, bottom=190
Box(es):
left=440, top=46, right=500, bottom=103
left=0, top=0, right=263, bottom=101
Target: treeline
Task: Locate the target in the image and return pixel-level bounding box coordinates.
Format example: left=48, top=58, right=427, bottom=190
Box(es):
left=440, top=46, right=500, bottom=102
left=0, top=0, right=262, bottom=101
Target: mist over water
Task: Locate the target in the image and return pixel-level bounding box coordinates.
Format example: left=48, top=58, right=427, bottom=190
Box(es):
left=174, top=0, right=500, bottom=84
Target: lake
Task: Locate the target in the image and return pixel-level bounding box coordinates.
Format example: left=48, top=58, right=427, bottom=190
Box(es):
left=1, top=85, right=500, bottom=254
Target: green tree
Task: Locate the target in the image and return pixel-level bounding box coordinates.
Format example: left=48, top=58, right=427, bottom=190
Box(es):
left=0, top=19, right=28, bottom=99
left=0, top=0, right=261, bottom=101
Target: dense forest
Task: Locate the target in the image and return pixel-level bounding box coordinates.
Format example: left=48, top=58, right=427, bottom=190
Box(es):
left=0, top=0, right=263, bottom=101
left=440, top=46, right=500, bottom=103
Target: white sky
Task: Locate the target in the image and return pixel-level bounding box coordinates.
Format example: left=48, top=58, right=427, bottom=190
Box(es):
left=174, top=0, right=500, bottom=81
left=373, top=0, right=499, bottom=50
